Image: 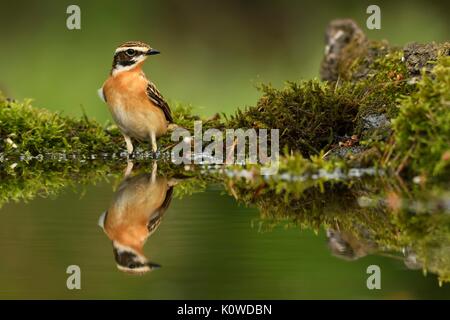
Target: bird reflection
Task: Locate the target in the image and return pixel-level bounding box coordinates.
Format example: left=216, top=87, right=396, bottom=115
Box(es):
left=98, top=166, right=175, bottom=275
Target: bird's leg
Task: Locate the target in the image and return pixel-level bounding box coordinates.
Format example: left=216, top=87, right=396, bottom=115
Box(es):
left=151, top=161, right=158, bottom=184
left=123, top=134, right=134, bottom=156
left=150, top=131, right=157, bottom=153
left=124, top=160, right=134, bottom=178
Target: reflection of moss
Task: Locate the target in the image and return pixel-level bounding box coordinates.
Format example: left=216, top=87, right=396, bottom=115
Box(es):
left=0, top=161, right=119, bottom=207
left=0, top=159, right=213, bottom=208
left=224, top=164, right=450, bottom=284
left=397, top=208, right=450, bottom=285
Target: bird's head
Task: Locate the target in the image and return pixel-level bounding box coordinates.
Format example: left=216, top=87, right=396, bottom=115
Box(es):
left=112, top=241, right=161, bottom=275
left=111, top=41, right=160, bottom=75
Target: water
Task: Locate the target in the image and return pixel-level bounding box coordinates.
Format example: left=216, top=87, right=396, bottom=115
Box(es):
left=1, top=165, right=450, bottom=299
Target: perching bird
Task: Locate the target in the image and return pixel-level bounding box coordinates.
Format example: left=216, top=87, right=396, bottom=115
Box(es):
left=98, top=41, right=173, bottom=154
left=98, top=170, right=174, bottom=275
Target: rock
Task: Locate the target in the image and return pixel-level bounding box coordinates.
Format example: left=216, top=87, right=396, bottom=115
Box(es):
left=403, top=42, right=450, bottom=78
left=320, top=19, right=367, bottom=82
left=362, top=114, right=390, bottom=130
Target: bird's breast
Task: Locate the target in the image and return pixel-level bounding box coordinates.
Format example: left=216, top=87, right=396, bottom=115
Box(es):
left=104, top=176, right=169, bottom=245
left=102, top=72, right=167, bottom=139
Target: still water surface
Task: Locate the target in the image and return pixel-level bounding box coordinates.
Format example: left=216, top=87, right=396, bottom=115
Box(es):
left=0, top=171, right=449, bottom=299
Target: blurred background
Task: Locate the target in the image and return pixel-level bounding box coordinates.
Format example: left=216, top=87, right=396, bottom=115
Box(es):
left=0, top=0, right=449, bottom=121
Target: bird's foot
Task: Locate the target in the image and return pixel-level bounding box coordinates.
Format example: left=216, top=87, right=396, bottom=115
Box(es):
left=167, top=123, right=180, bottom=132
left=124, top=135, right=134, bottom=158
left=150, top=161, right=158, bottom=183
left=151, top=144, right=159, bottom=158
left=124, top=160, right=134, bottom=178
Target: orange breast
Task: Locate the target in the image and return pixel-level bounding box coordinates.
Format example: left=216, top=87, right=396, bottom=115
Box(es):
left=102, top=69, right=168, bottom=140
left=103, top=175, right=169, bottom=252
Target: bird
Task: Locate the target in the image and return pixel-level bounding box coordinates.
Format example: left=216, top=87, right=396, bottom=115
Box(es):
left=98, top=41, right=173, bottom=154
left=98, top=168, right=175, bottom=275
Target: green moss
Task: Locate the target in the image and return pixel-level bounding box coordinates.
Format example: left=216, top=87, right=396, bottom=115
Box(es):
left=390, top=56, right=450, bottom=179
left=1, top=42, right=446, bottom=178
left=226, top=80, right=360, bottom=156
left=340, top=40, right=391, bottom=81
left=0, top=93, right=208, bottom=157
left=353, top=49, right=414, bottom=140
left=0, top=95, right=122, bottom=155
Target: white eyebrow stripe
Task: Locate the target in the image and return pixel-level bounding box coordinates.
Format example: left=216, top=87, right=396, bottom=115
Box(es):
left=115, top=46, right=149, bottom=53
left=116, top=264, right=151, bottom=273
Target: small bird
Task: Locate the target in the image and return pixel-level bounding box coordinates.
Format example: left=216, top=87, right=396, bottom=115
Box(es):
left=98, top=41, right=173, bottom=154
left=98, top=169, right=174, bottom=275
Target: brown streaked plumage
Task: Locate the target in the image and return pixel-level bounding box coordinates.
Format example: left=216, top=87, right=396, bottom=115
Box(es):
left=98, top=171, right=174, bottom=275
left=98, top=41, right=173, bottom=154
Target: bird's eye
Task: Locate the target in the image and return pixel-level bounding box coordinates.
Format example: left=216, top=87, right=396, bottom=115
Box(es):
left=128, top=263, right=137, bottom=269
left=126, top=49, right=136, bottom=56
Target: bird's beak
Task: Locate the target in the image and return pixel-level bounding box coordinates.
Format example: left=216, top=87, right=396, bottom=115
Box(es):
left=147, top=262, right=161, bottom=270
left=147, top=48, right=160, bottom=55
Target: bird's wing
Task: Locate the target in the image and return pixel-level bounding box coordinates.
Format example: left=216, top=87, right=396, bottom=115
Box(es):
left=147, top=186, right=174, bottom=233
left=97, top=87, right=107, bottom=103
left=146, top=82, right=173, bottom=123
left=98, top=210, right=108, bottom=230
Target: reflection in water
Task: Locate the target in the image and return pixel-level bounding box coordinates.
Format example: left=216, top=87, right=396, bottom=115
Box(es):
left=98, top=165, right=175, bottom=275
left=326, top=228, right=423, bottom=271
left=326, top=228, right=375, bottom=261
left=223, top=170, right=450, bottom=284
left=1, top=155, right=450, bottom=296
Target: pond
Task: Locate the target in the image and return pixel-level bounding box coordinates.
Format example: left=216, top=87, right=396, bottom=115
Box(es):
left=1, top=160, right=449, bottom=299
